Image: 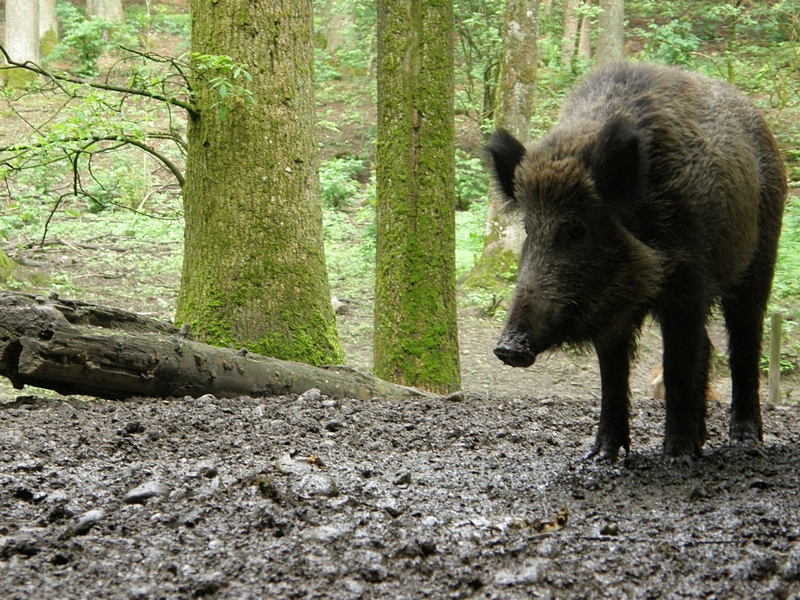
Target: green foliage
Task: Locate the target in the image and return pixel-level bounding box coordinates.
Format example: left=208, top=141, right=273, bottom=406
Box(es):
left=453, top=0, right=504, bottom=128
left=454, top=150, right=487, bottom=211
left=49, top=1, right=138, bottom=77
left=192, top=53, right=255, bottom=120
left=638, top=20, right=701, bottom=66
left=125, top=4, right=191, bottom=38
left=319, top=157, right=365, bottom=209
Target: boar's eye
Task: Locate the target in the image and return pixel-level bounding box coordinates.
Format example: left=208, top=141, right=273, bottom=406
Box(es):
left=568, top=224, right=586, bottom=241
left=556, top=222, right=587, bottom=247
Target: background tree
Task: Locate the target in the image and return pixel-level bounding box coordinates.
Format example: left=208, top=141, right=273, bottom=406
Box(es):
left=453, top=0, right=504, bottom=133
left=176, top=0, right=344, bottom=366
left=561, top=0, right=579, bottom=66
left=578, top=0, right=593, bottom=60
left=596, top=0, right=624, bottom=64
left=40, top=0, right=59, bottom=55
left=4, top=0, right=40, bottom=86
left=86, top=0, right=126, bottom=23
left=464, top=0, right=539, bottom=290
left=374, top=0, right=461, bottom=393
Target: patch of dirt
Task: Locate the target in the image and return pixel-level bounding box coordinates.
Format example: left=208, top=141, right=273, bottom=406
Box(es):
left=2, top=383, right=800, bottom=599
left=2, top=288, right=800, bottom=598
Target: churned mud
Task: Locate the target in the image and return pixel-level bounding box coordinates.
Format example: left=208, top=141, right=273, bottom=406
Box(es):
left=2, top=307, right=800, bottom=599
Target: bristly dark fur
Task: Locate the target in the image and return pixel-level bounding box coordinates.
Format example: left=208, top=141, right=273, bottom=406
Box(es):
left=490, top=61, right=787, bottom=461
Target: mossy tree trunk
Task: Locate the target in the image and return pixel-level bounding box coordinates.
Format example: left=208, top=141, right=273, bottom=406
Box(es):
left=176, top=0, right=344, bottom=367
left=463, top=0, right=539, bottom=291
left=374, top=0, right=461, bottom=394
left=39, top=0, right=58, bottom=57
left=595, top=0, right=624, bottom=66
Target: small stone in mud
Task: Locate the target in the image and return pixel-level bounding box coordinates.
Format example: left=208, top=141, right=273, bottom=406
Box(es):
left=299, top=388, right=322, bottom=402
left=197, top=463, right=218, bottom=479
left=494, top=560, right=550, bottom=586
left=124, top=421, right=146, bottom=435
left=71, top=509, right=105, bottom=535
left=304, top=525, right=344, bottom=542
left=297, top=474, right=338, bottom=498
left=124, top=481, right=170, bottom=505
left=275, top=453, right=312, bottom=476
left=393, top=472, right=412, bottom=486
left=377, top=499, right=405, bottom=518
left=443, top=391, right=464, bottom=403
left=600, top=522, right=619, bottom=536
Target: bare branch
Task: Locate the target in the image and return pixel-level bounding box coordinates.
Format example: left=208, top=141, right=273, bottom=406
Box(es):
left=0, top=45, right=197, bottom=116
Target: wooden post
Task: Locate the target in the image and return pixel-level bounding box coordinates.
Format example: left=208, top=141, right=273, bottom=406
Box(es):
left=769, top=311, right=782, bottom=404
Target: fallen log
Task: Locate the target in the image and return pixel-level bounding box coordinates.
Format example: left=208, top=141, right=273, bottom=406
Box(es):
left=0, top=291, right=436, bottom=401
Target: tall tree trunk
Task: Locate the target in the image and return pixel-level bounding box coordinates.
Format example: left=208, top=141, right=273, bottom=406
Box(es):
left=3, top=0, right=39, bottom=87
left=578, top=0, right=592, bottom=60
left=86, top=0, right=126, bottom=23
left=374, top=0, right=460, bottom=394
left=177, top=0, right=344, bottom=367
left=561, top=0, right=579, bottom=67
left=39, top=0, right=58, bottom=56
left=595, top=0, right=624, bottom=65
left=463, top=0, right=539, bottom=290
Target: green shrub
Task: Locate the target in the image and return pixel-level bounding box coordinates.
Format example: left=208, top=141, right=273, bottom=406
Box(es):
left=319, top=157, right=365, bottom=209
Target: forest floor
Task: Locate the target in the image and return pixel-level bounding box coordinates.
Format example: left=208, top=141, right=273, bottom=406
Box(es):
left=2, top=244, right=800, bottom=598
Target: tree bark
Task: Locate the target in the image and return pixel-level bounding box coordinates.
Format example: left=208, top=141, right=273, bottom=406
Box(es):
left=463, top=0, right=539, bottom=290
left=561, top=0, right=579, bottom=67
left=595, top=0, right=624, bottom=65
left=374, top=0, right=460, bottom=394
left=86, top=0, right=126, bottom=23
left=0, top=292, right=433, bottom=401
left=177, top=0, right=344, bottom=367
left=4, top=0, right=39, bottom=87
left=39, top=0, right=58, bottom=55
left=578, top=0, right=592, bottom=60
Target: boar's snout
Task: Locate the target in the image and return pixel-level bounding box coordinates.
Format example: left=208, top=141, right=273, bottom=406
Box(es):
left=494, top=336, right=537, bottom=368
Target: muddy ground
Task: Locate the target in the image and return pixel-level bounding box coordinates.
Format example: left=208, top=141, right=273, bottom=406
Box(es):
left=2, top=298, right=800, bottom=599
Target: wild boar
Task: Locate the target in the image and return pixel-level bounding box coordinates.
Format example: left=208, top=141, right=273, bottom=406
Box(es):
left=488, top=62, right=786, bottom=459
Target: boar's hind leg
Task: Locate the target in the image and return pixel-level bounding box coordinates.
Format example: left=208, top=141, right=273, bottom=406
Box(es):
left=660, top=307, right=710, bottom=458
left=722, top=266, right=773, bottom=445
left=590, top=335, right=634, bottom=461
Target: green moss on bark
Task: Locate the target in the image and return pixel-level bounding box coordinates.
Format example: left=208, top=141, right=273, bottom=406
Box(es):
left=374, top=0, right=460, bottom=394
left=177, top=0, right=343, bottom=367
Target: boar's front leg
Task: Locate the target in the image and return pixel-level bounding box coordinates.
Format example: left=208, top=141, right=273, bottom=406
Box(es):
left=659, top=305, right=710, bottom=458
left=589, top=335, right=634, bottom=461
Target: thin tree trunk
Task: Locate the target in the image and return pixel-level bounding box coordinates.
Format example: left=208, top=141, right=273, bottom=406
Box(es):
left=4, top=0, right=39, bottom=86
left=561, top=0, right=579, bottom=67
left=86, top=0, right=126, bottom=22
left=39, top=0, right=58, bottom=55
left=463, top=0, right=539, bottom=290
left=578, top=0, right=592, bottom=60
left=374, top=0, right=460, bottom=394
left=177, top=0, right=344, bottom=367
left=595, top=0, right=624, bottom=65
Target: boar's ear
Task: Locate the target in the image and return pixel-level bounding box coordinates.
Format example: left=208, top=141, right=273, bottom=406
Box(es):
left=591, top=116, right=646, bottom=207
left=485, top=128, right=526, bottom=202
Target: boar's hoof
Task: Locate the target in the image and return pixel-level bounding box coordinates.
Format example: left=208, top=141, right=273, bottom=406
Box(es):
left=729, top=418, right=763, bottom=446
left=663, top=436, right=703, bottom=460
left=493, top=343, right=536, bottom=368
left=585, top=442, right=626, bottom=464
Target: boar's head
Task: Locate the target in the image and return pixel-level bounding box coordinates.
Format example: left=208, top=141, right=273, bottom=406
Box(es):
left=488, top=117, right=664, bottom=368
